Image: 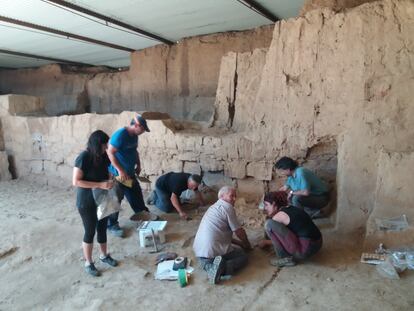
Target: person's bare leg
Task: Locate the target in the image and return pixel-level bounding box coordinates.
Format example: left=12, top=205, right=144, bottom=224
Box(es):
left=82, top=242, right=93, bottom=264
left=99, top=243, right=107, bottom=257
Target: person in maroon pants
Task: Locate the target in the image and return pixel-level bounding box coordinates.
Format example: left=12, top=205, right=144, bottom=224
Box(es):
left=258, top=191, right=322, bottom=267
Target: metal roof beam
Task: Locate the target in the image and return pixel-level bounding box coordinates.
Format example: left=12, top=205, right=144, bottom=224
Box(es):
left=0, top=48, right=94, bottom=67
left=45, top=0, right=174, bottom=45
left=237, top=0, right=279, bottom=23
left=0, top=15, right=135, bottom=52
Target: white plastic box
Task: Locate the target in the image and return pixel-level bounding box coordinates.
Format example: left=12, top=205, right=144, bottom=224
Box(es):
left=137, top=221, right=167, bottom=247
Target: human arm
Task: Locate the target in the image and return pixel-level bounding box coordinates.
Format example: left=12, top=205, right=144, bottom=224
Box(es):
left=233, top=228, right=252, bottom=250
left=107, top=144, right=128, bottom=181
left=279, top=185, right=289, bottom=192
left=288, top=168, right=311, bottom=198
left=272, top=211, right=290, bottom=226
left=170, top=193, right=189, bottom=220
left=288, top=189, right=310, bottom=198
left=72, top=167, right=113, bottom=190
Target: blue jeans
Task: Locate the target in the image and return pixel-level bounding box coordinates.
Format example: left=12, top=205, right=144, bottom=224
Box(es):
left=153, top=186, right=174, bottom=213
left=198, top=248, right=248, bottom=275
left=107, top=178, right=148, bottom=228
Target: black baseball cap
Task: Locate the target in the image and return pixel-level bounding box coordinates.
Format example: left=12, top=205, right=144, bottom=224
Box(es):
left=134, top=114, right=150, bottom=132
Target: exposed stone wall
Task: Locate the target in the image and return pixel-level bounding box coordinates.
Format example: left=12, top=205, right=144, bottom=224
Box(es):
left=300, top=0, right=377, bottom=15
left=0, top=95, right=46, bottom=117
left=364, top=150, right=414, bottom=249
left=0, top=151, right=11, bottom=181
left=213, top=0, right=414, bottom=231
left=0, top=26, right=273, bottom=120
left=0, top=0, right=413, bottom=235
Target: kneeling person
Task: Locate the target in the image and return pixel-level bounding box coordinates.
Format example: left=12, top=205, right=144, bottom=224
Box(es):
left=275, top=156, right=330, bottom=218
left=258, top=191, right=322, bottom=268
left=193, top=186, right=251, bottom=284
left=152, top=172, right=204, bottom=220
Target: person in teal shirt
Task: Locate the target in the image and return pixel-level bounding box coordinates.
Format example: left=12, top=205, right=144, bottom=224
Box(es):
left=275, top=157, right=330, bottom=218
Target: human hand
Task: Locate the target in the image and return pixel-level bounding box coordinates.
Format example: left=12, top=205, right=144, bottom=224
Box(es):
left=118, top=170, right=129, bottom=182
left=258, top=239, right=271, bottom=249
left=100, top=180, right=114, bottom=190
left=179, top=212, right=191, bottom=221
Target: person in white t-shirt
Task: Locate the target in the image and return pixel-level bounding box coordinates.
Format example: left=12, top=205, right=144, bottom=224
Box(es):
left=193, top=186, right=251, bottom=284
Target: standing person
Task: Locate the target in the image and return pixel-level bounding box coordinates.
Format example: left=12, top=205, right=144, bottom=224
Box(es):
left=107, top=114, right=155, bottom=237
left=275, top=156, right=330, bottom=218
left=258, top=191, right=322, bottom=267
left=149, top=172, right=204, bottom=220
left=193, top=186, right=251, bottom=284
left=73, top=130, right=118, bottom=277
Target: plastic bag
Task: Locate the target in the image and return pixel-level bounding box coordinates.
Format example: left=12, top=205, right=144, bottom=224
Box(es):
left=180, top=189, right=196, bottom=204
left=376, top=257, right=400, bottom=279
left=390, top=248, right=414, bottom=271
left=93, top=188, right=122, bottom=220
left=407, top=252, right=414, bottom=270
left=375, top=214, right=409, bottom=231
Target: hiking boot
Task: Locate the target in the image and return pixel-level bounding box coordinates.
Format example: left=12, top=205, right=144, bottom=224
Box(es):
left=108, top=224, right=124, bottom=238
left=270, top=256, right=296, bottom=268
left=85, top=262, right=100, bottom=277
left=207, top=256, right=225, bottom=285
left=100, top=254, right=118, bottom=267
left=130, top=210, right=160, bottom=222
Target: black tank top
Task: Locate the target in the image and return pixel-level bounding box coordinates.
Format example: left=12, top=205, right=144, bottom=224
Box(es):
left=281, top=206, right=322, bottom=240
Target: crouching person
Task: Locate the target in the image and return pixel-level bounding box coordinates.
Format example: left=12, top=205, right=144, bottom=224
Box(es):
left=258, top=191, right=322, bottom=268
left=193, top=186, right=251, bottom=284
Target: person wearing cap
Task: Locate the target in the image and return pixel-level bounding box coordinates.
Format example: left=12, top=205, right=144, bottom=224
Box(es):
left=193, top=186, right=252, bottom=284
left=106, top=114, right=153, bottom=237
left=149, top=172, right=205, bottom=220
left=258, top=191, right=322, bottom=268
left=274, top=156, right=330, bottom=218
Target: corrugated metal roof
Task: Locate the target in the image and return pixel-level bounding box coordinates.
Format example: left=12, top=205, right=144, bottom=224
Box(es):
left=0, top=0, right=305, bottom=69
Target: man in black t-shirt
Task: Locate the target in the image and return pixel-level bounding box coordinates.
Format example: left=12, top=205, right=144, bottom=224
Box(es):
left=150, top=172, right=204, bottom=220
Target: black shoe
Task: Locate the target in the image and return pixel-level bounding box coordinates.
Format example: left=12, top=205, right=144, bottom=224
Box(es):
left=85, top=262, right=100, bottom=277
left=100, top=254, right=118, bottom=267
left=270, top=256, right=296, bottom=268
left=130, top=211, right=160, bottom=222
left=207, top=256, right=225, bottom=285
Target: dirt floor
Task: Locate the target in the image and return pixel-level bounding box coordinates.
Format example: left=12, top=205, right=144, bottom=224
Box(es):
left=0, top=180, right=413, bottom=311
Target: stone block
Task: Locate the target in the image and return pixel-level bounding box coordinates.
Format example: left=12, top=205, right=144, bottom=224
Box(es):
left=177, top=151, right=200, bottom=161
left=224, top=160, right=247, bottom=179
left=200, top=155, right=224, bottom=172
left=183, top=161, right=201, bottom=175
left=236, top=178, right=266, bottom=202
left=202, top=172, right=235, bottom=191
left=0, top=151, right=12, bottom=181
left=161, top=157, right=183, bottom=174
left=0, top=95, right=45, bottom=116
left=176, top=135, right=203, bottom=151
left=246, top=161, right=273, bottom=181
